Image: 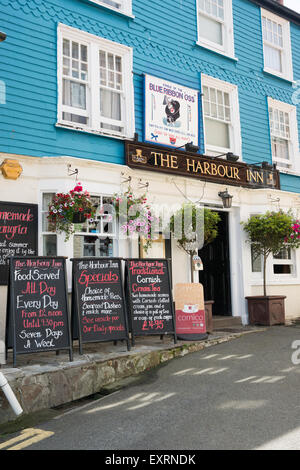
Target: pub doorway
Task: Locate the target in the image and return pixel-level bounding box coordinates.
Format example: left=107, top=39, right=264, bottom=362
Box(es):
left=198, top=210, right=231, bottom=316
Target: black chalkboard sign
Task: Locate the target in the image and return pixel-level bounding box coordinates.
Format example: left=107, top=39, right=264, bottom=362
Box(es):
left=6, top=257, right=73, bottom=366
left=0, top=202, right=38, bottom=285
left=125, top=259, right=177, bottom=346
left=71, top=258, right=130, bottom=353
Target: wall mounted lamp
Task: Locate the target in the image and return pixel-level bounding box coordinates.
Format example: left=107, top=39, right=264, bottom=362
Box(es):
left=218, top=188, right=233, bottom=208
left=213, top=152, right=240, bottom=162
left=0, top=32, right=7, bottom=42
left=174, top=141, right=200, bottom=153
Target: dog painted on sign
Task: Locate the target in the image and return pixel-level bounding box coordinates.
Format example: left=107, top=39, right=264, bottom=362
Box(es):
left=164, top=96, right=180, bottom=124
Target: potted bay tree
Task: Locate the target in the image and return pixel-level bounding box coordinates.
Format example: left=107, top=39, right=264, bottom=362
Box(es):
left=242, top=210, right=300, bottom=325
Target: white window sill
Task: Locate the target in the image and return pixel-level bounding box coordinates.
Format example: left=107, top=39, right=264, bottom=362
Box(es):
left=277, top=167, right=300, bottom=177
left=263, top=68, right=294, bottom=84
left=55, top=122, right=130, bottom=140
left=195, top=41, right=238, bottom=62
left=250, top=278, right=300, bottom=286
left=83, top=0, right=135, bottom=19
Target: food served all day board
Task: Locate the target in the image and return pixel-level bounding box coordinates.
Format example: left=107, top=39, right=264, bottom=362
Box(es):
left=6, top=257, right=72, bottom=366
left=71, top=258, right=130, bottom=353
left=125, top=259, right=177, bottom=345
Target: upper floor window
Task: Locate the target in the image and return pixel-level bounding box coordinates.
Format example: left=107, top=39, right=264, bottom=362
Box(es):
left=90, top=0, right=132, bottom=16
left=261, top=9, right=293, bottom=81
left=196, top=0, right=235, bottom=58
left=202, top=75, right=241, bottom=157
left=57, top=24, right=135, bottom=139
left=268, top=98, right=299, bottom=171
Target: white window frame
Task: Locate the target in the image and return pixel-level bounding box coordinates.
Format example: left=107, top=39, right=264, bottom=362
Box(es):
left=89, top=0, right=132, bottom=16
left=261, top=8, right=293, bottom=82
left=57, top=23, right=135, bottom=140
left=272, top=246, right=296, bottom=278
left=196, top=0, right=235, bottom=59
left=268, top=97, right=299, bottom=172
left=202, top=74, right=242, bottom=158
left=73, top=194, right=117, bottom=258
left=40, top=192, right=57, bottom=257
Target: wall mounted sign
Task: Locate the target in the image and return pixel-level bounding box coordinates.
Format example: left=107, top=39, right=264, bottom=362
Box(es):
left=71, top=258, right=130, bottom=353
left=144, top=74, right=200, bottom=149
left=125, top=259, right=177, bottom=346
left=125, top=142, right=281, bottom=190
left=6, top=256, right=72, bottom=367
left=0, top=202, right=38, bottom=285
left=174, top=283, right=207, bottom=341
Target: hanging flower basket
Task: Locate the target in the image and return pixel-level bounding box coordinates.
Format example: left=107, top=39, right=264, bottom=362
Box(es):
left=169, top=203, right=221, bottom=256
left=111, top=188, right=159, bottom=253
left=47, top=182, right=96, bottom=241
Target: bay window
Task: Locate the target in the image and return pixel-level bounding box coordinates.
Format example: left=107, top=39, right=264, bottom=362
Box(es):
left=261, top=9, right=293, bottom=82
left=197, top=0, right=235, bottom=58
left=58, top=24, right=134, bottom=139
left=90, top=0, right=132, bottom=16
left=202, top=75, right=241, bottom=157
left=268, top=98, right=299, bottom=171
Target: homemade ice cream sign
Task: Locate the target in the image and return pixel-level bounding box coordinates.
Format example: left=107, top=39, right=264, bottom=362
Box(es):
left=125, top=142, right=280, bottom=190
left=0, top=202, right=38, bottom=285
left=144, top=74, right=200, bottom=149
left=174, top=283, right=207, bottom=341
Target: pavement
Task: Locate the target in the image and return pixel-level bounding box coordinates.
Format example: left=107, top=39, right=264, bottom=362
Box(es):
left=0, top=325, right=263, bottom=426
left=1, top=325, right=300, bottom=450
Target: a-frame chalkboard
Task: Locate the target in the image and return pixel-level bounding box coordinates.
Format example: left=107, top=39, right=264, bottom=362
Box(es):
left=6, top=256, right=73, bottom=367
left=71, top=258, right=130, bottom=354
left=125, top=258, right=177, bottom=346
left=0, top=202, right=38, bottom=285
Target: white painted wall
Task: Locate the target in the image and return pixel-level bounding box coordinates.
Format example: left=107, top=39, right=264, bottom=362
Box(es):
left=0, top=153, right=300, bottom=363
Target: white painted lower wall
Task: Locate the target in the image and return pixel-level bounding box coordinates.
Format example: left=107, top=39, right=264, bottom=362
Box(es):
left=0, top=152, right=299, bottom=362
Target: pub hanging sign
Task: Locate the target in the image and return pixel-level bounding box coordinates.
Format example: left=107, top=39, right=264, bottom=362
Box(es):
left=125, top=142, right=280, bottom=190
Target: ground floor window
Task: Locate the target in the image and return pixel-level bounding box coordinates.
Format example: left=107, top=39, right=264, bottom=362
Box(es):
left=42, top=193, right=57, bottom=256
left=251, top=243, right=296, bottom=277
left=273, top=247, right=295, bottom=275
left=73, top=195, right=116, bottom=258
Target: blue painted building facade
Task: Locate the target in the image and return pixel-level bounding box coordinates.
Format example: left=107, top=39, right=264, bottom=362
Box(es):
left=0, top=0, right=300, bottom=336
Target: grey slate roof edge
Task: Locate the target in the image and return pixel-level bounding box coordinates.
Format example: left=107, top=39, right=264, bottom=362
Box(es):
left=249, top=0, right=300, bottom=25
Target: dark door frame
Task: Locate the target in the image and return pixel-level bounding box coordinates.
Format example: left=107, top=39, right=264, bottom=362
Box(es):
left=198, top=210, right=232, bottom=316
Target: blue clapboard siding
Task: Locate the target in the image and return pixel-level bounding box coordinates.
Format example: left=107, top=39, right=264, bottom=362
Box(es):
left=0, top=0, right=299, bottom=192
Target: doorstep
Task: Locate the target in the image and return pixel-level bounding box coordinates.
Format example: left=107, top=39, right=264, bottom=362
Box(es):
left=0, top=327, right=264, bottom=425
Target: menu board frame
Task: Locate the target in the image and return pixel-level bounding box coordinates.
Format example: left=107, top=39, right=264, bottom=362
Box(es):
left=0, top=201, right=38, bottom=285
left=71, top=257, right=131, bottom=354
left=125, top=258, right=177, bottom=346
left=5, top=256, right=73, bottom=367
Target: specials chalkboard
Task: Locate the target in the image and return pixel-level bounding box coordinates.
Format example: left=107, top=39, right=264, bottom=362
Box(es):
left=71, top=258, right=130, bottom=353
left=125, top=259, right=177, bottom=346
left=0, top=202, right=38, bottom=285
left=6, top=257, right=73, bottom=366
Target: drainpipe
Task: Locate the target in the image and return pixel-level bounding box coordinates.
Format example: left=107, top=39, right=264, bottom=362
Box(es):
left=0, top=372, right=23, bottom=416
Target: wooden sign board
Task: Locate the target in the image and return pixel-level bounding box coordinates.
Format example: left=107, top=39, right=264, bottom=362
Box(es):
left=0, top=202, right=38, bottom=285
left=125, top=259, right=177, bottom=346
left=6, top=257, right=73, bottom=367
left=174, top=283, right=207, bottom=341
left=71, top=258, right=130, bottom=353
